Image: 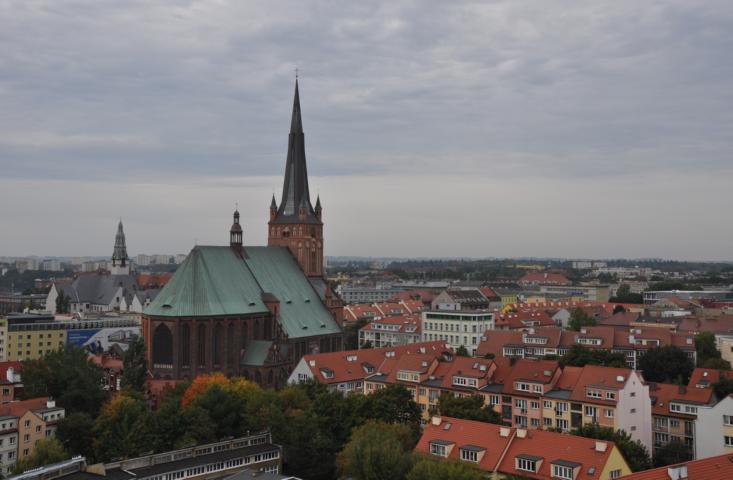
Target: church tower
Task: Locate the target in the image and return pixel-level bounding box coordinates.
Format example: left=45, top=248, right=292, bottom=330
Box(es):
left=268, top=79, right=324, bottom=278
left=111, top=220, right=130, bottom=275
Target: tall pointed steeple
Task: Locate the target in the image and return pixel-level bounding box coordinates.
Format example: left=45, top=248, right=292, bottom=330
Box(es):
left=274, top=79, right=319, bottom=224
left=111, top=220, right=130, bottom=275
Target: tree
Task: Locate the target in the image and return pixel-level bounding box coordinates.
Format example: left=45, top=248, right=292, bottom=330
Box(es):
left=93, top=393, right=153, bottom=461
left=406, top=457, right=484, bottom=480
left=357, top=385, right=422, bottom=436
left=695, top=332, right=722, bottom=367
left=613, top=305, right=626, bottom=314
left=572, top=423, right=651, bottom=472
left=12, top=438, right=68, bottom=474
left=456, top=345, right=470, bottom=357
left=121, top=336, right=147, bottom=392
left=22, top=345, right=108, bottom=416
left=610, top=284, right=643, bottom=304
left=568, top=308, right=596, bottom=331
left=344, top=319, right=368, bottom=350
left=560, top=344, right=627, bottom=368
left=483, top=352, right=495, bottom=360
left=653, top=439, right=692, bottom=467
left=55, top=291, right=70, bottom=314
left=638, top=346, right=694, bottom=384
left=436, top=394, right=501, bottom=424
left=702, top=357, right=731, bottom=370
left=56, top=412, right=95, bottom=459
left=337, top=421, right=415, bottom=480
left=713, top=376, right=733, bottom=399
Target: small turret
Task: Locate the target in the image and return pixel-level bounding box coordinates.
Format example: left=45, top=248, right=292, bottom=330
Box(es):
left=111, top=220, right=130, bottom=275
left=315, top=195, right=322, bottom=221
left=230, top=209, right=243, bottom=254
left=270, top=195, right=278, bottom=221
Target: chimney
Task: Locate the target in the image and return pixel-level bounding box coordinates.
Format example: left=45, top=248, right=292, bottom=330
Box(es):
left=499, top=427, right=511, bottom=438
left=594, top=441, right=608, bottom=452
left=46, top=398, right=56, bottom=409
left=516, top=428, right=528, bottom=438
left=431, top=416, right=442, bottom=426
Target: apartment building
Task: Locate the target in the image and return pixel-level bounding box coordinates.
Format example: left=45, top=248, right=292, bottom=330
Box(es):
left=416, top=416, right=631, bottom=480
left=694, top=393, right=733, bottom=460
left=287, top=341, right=452, bottom=395
left=8, top=434, right=282, bottom=480
left=0, top=397, right=65, bottom=474
left=358, top=314, right=421, bottom=348
left=477, top=326, right=696, bottom=369
left=421, top=310, right=495, bottom=355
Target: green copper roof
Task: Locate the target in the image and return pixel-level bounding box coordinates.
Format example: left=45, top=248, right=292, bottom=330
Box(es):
left=243, top=246, right=341, bottom=339
left=144, top=246, right=268, bottom=318
left=144, top=245, right=341, bottom=339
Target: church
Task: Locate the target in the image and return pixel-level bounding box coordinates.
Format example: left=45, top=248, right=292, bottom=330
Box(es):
left=142, top=80, right=344, bottom=388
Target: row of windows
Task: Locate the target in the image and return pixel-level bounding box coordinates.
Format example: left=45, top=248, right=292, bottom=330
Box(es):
left=140, top=450, right=280, bottom=480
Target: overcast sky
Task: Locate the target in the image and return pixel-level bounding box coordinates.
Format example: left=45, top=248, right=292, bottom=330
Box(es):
left=1, top=1, right=731, bottom=260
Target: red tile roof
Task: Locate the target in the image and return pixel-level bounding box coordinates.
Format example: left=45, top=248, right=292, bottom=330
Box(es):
left=416, top=416, right=624, bottom=480
left=569, top=365, right=634, bottom=405
left=519, top=272, right=571, bottom=285
left=649, top=383, right=713, bottom=419
left=359, top=314, right=421, bottom=335
left=343, top=304, right=383, bottom=322
left=476, top=328, right=562, bottom=357
left=0, top=397, right=52, bottom=418
left=500, top=358, right=561, bottom=395
left=496, top=311, right=555, bottom=329
left=389, top=289, right=436, bottom=304
left=621, top=453, right=733, bottom=480
left=302, top=341, right=451, bottom=385
left=374, top=302, right=409, bottom=317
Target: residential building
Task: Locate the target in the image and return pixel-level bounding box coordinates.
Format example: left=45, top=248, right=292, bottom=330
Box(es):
left=288, top=341, right=451, bottom=395
left=643, top=289, right=733, bottom=305
left=0, top=397, right=65, bottom=469
left=649, top=381, right=711, bottom=459
left=694, top=392, right=733, bottom=460
left=8, top=433, right=281, bottom=480
left=0, top=362, right=23, bottom=402
left=421, top=310, right=495, bottom=355
left=431, top=287, right=501, bottom=311
left=337, top=286, right=402, bottom=304
left=476, top=325, right=696, bottom=370
left=358, top=314, right=421, bottom=348
left=519, top=272, right=572, bottom=286
left=415, top=416, right=631, bottom=480
left=621, top=452, right=733, bottom=480
left=539, top=284, right=611, bottom=303
left=142, top=81, right=344, bottom=389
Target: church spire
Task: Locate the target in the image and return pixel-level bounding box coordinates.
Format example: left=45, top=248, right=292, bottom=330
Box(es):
left=273, top=78, right=319, bottom=224
left=111, top=220, right=130, bottom=275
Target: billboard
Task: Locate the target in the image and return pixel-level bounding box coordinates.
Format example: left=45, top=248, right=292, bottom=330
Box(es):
left=67, top=326, right=140, bottom=353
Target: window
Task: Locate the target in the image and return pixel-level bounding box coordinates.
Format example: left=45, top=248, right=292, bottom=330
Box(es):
left=724, top=415, right=733, bottom=426
left=606, top=392, right=616, bottom=400
left=610, top=469, right=622, bottom=479
left=544, top=417, right=553, bottom=426
left=544, top=400, right=553, bottom=409
left=552, top=464, right=573, bottom=480
left=531, top=401, right=540, bottom=410
left=587, top=389, right=602, bottom=399
left=460, top=449, right=479, bottom=462
left=430, top=443, right=448, bottom=457
left=725, top=436, right=733, bottom=447
left=23, top=420, right=30, bottom=428
left=516, top=457, right=537, bottom=472
left=533, top=384, right=543, bottom=393
left=605, top=409, right=614, bottom=418
left=585, top=406, right=598, bottom=418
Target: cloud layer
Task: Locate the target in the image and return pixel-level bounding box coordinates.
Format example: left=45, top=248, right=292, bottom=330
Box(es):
left=0, top=1, right=731, bottom=259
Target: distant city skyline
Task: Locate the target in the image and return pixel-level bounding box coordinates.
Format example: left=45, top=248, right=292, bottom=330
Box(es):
left=1, top=2, right=732, bottom=260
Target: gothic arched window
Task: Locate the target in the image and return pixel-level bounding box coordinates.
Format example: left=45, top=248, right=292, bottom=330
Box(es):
left=197, top=324, right=206, bottom=367
left=180, top=323, right=190, bottom=367
left=213, top=323, right=223, bottom=366
left=152, top=324, right=173, bottom=366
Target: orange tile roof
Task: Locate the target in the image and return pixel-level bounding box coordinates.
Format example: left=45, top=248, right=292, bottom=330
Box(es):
left=0, top=397, right=52, bottom=418
left=359, top=314, right=421, bottom=334
left=500, top=358, right=560, bottom=395
left=476, top=328, right=562, bottom=357
left=569, top=365, right=634, bottom=405
left=374, top=302, right=409, bottom=316
left=497, top=311, right=555, bottom=329
left=389, top=289, right=436, bottom=303
left=621, top=453, right=733, bottom=480
left=303, top=341, right=450, bottom=385
left=649, top=383, right=713, bottom=419
left=416, top=416, right=622, bottom=480
left=343, top=304, right=383, bottom=322
left=519, top=272, right=571, bottom=285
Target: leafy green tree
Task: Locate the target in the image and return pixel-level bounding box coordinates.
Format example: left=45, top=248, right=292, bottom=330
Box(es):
left=55, top=291, right=70, bottom=314
left=702, top=357, right=731, bottom=370
left=357, top=384, right=422, bottom=437
left=695, top=332, right=722, bottom=367
left=713, top=376, right=733, bottom=399
left=568, top=308, right=596, bottom=331
left=406, top=457, right=484, bottom=480
left=337, top=421, right=415, bottom=480
left=456, top=345, right=470, bottom=357
left=93, top=393, right=153, bottom=461
left=56, top=412, right=95, bottom=459
left=483, top=352, right=495, bottom=359
left=638, top=346, right=694, bottom=384
left=436, top=393, right=501, bottom=424
left=187, top=384, right=248, bottom=439
left=121, top=336, right=147, bottom=392
left=22, top=345, right=108, bottom=416
left=572, top=423, right=651, bottom=472
left=610, top=284, right=643, bottom=304
left=653, top=439, right=692, bottom=467
left=344, top=319, right=368, bottom=350
left=12, top=438, right=68, bottom=474
left=613, top=305, right=626, bottom=314
left=560, top=344, right=627, bottom=368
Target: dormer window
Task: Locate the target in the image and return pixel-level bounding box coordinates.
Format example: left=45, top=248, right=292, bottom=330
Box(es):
left=429, top=440, right=454, bottom=457
left=551, top=460, right=579, bottom=480
left=453, top=376, right=478, bottom=388
left=320, top=368, right=334, bottom=379
left=516, top=455, right=541, bottom=472
left=459, top=445, right=484, bottom=463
